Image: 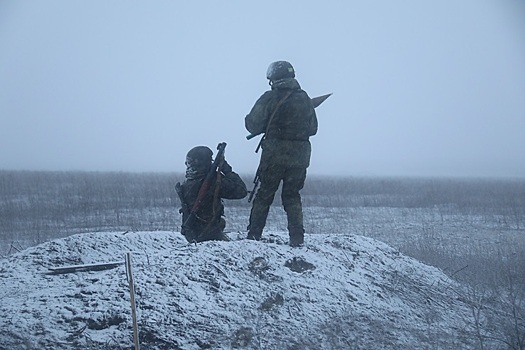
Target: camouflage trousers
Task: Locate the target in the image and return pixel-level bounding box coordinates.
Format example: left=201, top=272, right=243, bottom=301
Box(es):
left=248, top=164, right=307, bottom=235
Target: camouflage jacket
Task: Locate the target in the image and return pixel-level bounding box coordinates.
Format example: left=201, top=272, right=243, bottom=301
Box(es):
left=179, top=170, right=247, bottom=240
left=245, top=78, right=318, bottom=168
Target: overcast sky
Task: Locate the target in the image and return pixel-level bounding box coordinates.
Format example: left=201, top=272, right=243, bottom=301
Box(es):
left=1, top=1, right=524, bottom=178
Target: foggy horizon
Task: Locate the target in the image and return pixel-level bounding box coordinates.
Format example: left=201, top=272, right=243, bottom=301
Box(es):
left=1, top=1, right=524, bottom=178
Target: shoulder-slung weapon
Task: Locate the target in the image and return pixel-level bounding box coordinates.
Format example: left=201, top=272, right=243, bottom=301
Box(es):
left=245, top=92, right=332, bottom=145
left=178, top=142, right=227, bottom=231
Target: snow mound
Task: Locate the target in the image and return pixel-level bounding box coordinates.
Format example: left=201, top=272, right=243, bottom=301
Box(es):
left=0, top=231, right=475, bottom=349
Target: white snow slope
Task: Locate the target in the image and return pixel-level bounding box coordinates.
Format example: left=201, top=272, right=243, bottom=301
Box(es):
left=0, top=231, right=477, bottom=349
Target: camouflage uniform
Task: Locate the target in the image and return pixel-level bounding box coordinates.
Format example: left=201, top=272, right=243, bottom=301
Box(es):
left=245, top=76, right=318, bottom=246
left=178, top=147, right=247, bottom=243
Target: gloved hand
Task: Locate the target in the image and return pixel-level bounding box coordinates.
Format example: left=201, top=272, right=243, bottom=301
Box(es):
left=220, top=159, right=233, bottom=174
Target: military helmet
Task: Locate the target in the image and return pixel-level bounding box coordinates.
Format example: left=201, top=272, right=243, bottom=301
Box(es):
left=266, top=61, right=295, bottom=81
left=186, top=146, right=213, bottom=170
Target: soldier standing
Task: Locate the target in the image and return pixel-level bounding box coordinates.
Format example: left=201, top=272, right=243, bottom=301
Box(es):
left=245, top=61, right=318, bottom=247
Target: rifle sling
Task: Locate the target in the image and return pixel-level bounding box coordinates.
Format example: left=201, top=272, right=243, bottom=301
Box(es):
left=256, top=90, right=293, bottom=153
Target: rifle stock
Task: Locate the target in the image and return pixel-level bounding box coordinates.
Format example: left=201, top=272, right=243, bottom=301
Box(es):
left=310, top=93, right=332, bottom=108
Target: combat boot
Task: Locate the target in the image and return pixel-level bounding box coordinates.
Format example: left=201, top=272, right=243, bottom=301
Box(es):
left=288, top=226, right=304, bottom=247
left=247, top=228, right=262, bottom=241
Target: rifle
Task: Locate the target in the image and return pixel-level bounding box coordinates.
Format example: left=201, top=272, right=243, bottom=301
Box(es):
left=247, top=166, right=260, bottom=203
left=245, top=93, right=332, bottom=144
left=177, top=142, right=227, bottom=238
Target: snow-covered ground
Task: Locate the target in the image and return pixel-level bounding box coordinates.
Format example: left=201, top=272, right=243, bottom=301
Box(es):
left=0, top=230, right=477, bottom=349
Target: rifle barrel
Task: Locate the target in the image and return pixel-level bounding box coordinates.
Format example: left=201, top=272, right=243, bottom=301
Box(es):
left=246, top=133, right=259, bottom=140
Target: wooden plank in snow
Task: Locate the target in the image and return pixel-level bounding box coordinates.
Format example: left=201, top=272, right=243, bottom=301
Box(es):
left=46, top=261, right=124, bottom=275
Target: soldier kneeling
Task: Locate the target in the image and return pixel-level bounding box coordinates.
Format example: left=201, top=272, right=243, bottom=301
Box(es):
left=176, top=145, right=247, bottom=243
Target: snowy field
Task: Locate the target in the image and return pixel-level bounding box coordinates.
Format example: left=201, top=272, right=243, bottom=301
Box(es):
left=1, top=171, right=524, bottom=348
left=1, top=171, right=524, bottom=288
left=0, top=231, right=479, bottom=349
